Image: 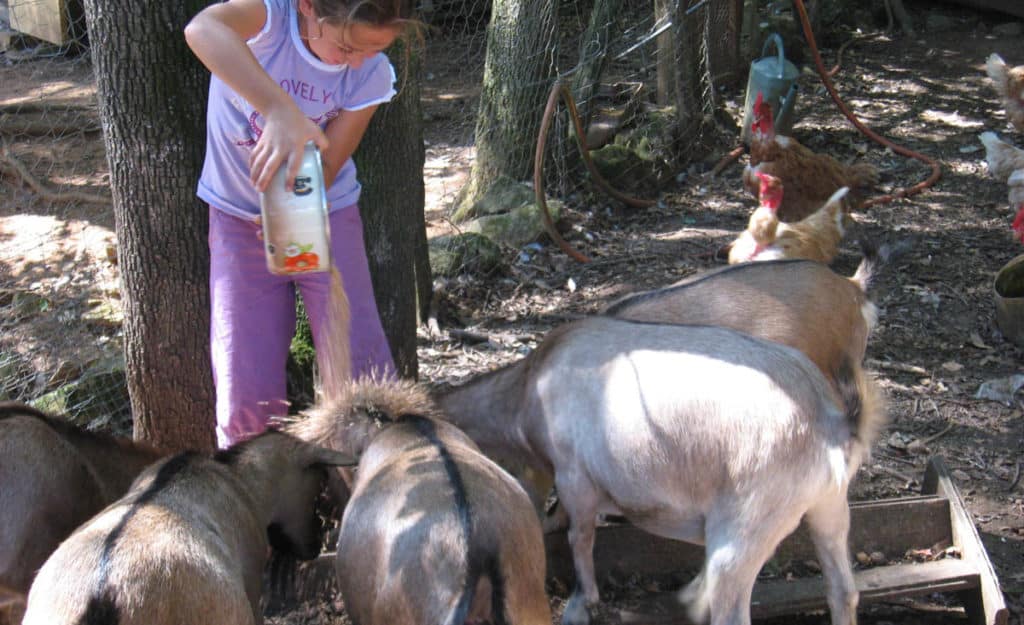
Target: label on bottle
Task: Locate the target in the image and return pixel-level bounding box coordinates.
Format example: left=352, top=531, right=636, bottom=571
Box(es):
left=259, top=142, right=331, bottom=275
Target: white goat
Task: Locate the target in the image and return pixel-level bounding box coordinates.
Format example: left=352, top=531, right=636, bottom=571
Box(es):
left=437, top=316, right=885, bottom=625
left=22, top=430, right=355, bottom=625
left=292, top=378, right=552, bottom=625
left=0, top=402, right=164, bottom=624
left=506, top=254, right=883, bottom=531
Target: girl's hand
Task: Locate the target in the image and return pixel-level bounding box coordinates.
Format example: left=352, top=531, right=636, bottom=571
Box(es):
left=249, top=104, right=329, bottom=192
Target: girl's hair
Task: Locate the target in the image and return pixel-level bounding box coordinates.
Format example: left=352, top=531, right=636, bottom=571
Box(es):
left=311, top=0, right=426, bottom=79
left=312, top=0, right=414, bottom=29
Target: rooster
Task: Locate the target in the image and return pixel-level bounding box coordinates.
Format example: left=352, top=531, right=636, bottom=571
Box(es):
left=743, top=91, right=879, bottom=222
left=979, top=131, right=1024, bottom=182
left=1008, top=170, right=1024, bottom=245
left=729, top=171, right=850, bottom=265
left=1013, top=202, right=1024, bottom=245
left=985, top=53, right=1024, bottom=134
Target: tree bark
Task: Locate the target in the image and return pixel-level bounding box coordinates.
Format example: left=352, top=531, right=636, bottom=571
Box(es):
left=569, top=0, right=621, bottom=123
left=673, top=0, right=704, bottom=140
left=82, top=0, right=215, bottom=451
left=655, top=0, right=676, bottom=106
left=354, top=40, right=428, bottom=380
left=455, top=0, right=558, bottom=218
left=704, top=0, right=744, bottom=90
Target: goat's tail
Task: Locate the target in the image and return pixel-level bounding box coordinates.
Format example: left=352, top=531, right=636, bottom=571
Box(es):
left=447, top=553, right=508, bottom=625
left=835, top=357, right=887, bottom=457
left=76, top=589, right=119, bottom=625
left=849, top=237, right=914, bottom=295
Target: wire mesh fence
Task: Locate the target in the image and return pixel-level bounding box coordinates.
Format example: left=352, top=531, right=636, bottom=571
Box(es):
left=0, top=0, right=761, bottom=432
left=0, top=0, right=128, bottom=431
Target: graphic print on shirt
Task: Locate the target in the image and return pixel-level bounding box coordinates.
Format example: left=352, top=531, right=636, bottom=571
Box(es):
left=236, top=106, right=339, bottom=147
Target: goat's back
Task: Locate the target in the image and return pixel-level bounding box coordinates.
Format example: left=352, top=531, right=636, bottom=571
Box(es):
left=0, top=411, right=114, bottom=595
left=527, top=318, right=875, bottom=515
left=337, top=417, right=550, bottom=625
left=23, top=453, right=264, bottom=625
left=605, top=259, right=874, bottom=383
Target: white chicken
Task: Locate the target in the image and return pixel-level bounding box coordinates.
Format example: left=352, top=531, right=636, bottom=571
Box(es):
left=979, top=131, right=1024, bottom=182
left=986, top=53, right=1024, bottom=134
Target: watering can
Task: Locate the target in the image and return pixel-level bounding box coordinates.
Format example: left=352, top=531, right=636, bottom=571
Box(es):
left=740, top=33, right=800, bottom=143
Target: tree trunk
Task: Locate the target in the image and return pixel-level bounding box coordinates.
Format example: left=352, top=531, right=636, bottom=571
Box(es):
left=741, top=0, right=759, bottom=65
left=570, top=0, right=621, bottom=123
left=455, top=0, right=558, bottom=218
left=655, top=0, right=676, bottom=106
left=354, top=41, right=428, bottom=380
left=673, top=0, right=704, bottom=140
left=82, top=0, right=215, bottom=451
left=705, top=0, right=744, bottom=90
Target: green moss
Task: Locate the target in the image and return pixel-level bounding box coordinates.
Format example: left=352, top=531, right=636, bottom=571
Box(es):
left=286, top=295, right=317, bottom=410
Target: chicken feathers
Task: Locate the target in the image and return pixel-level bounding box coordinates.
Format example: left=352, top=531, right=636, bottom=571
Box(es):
left=980, top=131, right=1024, bottom=182
left=986, top=53, right=1024, bottom=134
left=744, top=92, right=878, bottom=222
left=729, top=171, right=850, bottom=265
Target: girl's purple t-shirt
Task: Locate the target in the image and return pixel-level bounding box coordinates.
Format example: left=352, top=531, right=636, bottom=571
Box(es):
left=197, top=0, right=397, bottom=220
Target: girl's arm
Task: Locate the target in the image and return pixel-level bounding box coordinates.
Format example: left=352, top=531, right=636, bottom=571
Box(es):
left=321, top=106, right=380, bottom=186
left=184, top=0, right=328, bottom=192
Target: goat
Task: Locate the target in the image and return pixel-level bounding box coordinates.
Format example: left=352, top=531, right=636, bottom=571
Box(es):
left=508, top=254, right=884, bottom=526
left=292, top=377, right=552, bottom=625
left=21, top=430, right=355, bottom=625
left=605, top=254, right=881, bottom=386
left=436, top=316, right=885, bottom=625
left=0, top=401, right=164, bottom=624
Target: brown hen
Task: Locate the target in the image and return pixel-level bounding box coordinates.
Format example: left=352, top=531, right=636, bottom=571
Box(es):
left=743, top=92, right=878, bottom=222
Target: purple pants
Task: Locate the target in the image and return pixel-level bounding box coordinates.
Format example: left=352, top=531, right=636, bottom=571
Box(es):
left=209, top=204, right=395, bottom=448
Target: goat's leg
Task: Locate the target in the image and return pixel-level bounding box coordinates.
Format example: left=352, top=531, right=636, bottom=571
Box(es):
left=557, top=476, right=602, bottom=625
left=691, top=510, right=803, bottom=625
left=805, top=493, right=858, bottom=625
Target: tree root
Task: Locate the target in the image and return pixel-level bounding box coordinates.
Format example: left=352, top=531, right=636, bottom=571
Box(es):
left=0, top=145, right=110, bottom=205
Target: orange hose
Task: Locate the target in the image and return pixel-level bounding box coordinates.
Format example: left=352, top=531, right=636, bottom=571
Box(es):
left=792, top=0, right=941, bottom=206
left=533, top=82, right=659, bottom=263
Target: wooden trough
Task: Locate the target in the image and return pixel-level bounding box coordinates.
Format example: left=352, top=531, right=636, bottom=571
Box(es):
left=274, top=456, right=1007, bottom=624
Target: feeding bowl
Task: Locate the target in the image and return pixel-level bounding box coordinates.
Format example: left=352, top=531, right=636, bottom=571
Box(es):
left=993, top=253, right=1024, bottom=347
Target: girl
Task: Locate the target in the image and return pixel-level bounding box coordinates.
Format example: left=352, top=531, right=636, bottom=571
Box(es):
left=185, top=0, right=412, bottom=447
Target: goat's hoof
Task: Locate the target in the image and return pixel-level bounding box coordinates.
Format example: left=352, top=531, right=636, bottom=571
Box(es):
left=560, top=592, right=591, bottom=625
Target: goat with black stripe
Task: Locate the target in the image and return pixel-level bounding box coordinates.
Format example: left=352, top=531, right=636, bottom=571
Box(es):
left=21, top=430, right=355, bottom=625
left=293, top=378, right=551, bottom=625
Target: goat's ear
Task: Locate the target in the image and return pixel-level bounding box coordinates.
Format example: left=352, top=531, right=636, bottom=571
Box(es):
left=310, top=447, right=359, bottom=468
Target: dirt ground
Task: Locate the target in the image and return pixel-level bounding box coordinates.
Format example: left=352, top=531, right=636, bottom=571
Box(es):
left=1, top=0, right=1022, bottom=623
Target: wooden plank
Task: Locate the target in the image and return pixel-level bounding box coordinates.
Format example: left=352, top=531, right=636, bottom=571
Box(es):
left=9, top=0, right=68, bottom=46
left=619, top=558, right=980, bottom=624
left=263, top=553, right=339, bottom=612
left=545, top=495, right=951, bottom=584
left=923, top=456, right=1009, bottom=625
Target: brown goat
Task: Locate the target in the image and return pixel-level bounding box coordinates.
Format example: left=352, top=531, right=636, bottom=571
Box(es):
left=0, top=402, right=164, bottom=624
left=293, top=378, right=551, bottom=625
left=605, top=255, right=879, bottom=386
left=21, top=430, right=355, bottom=625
